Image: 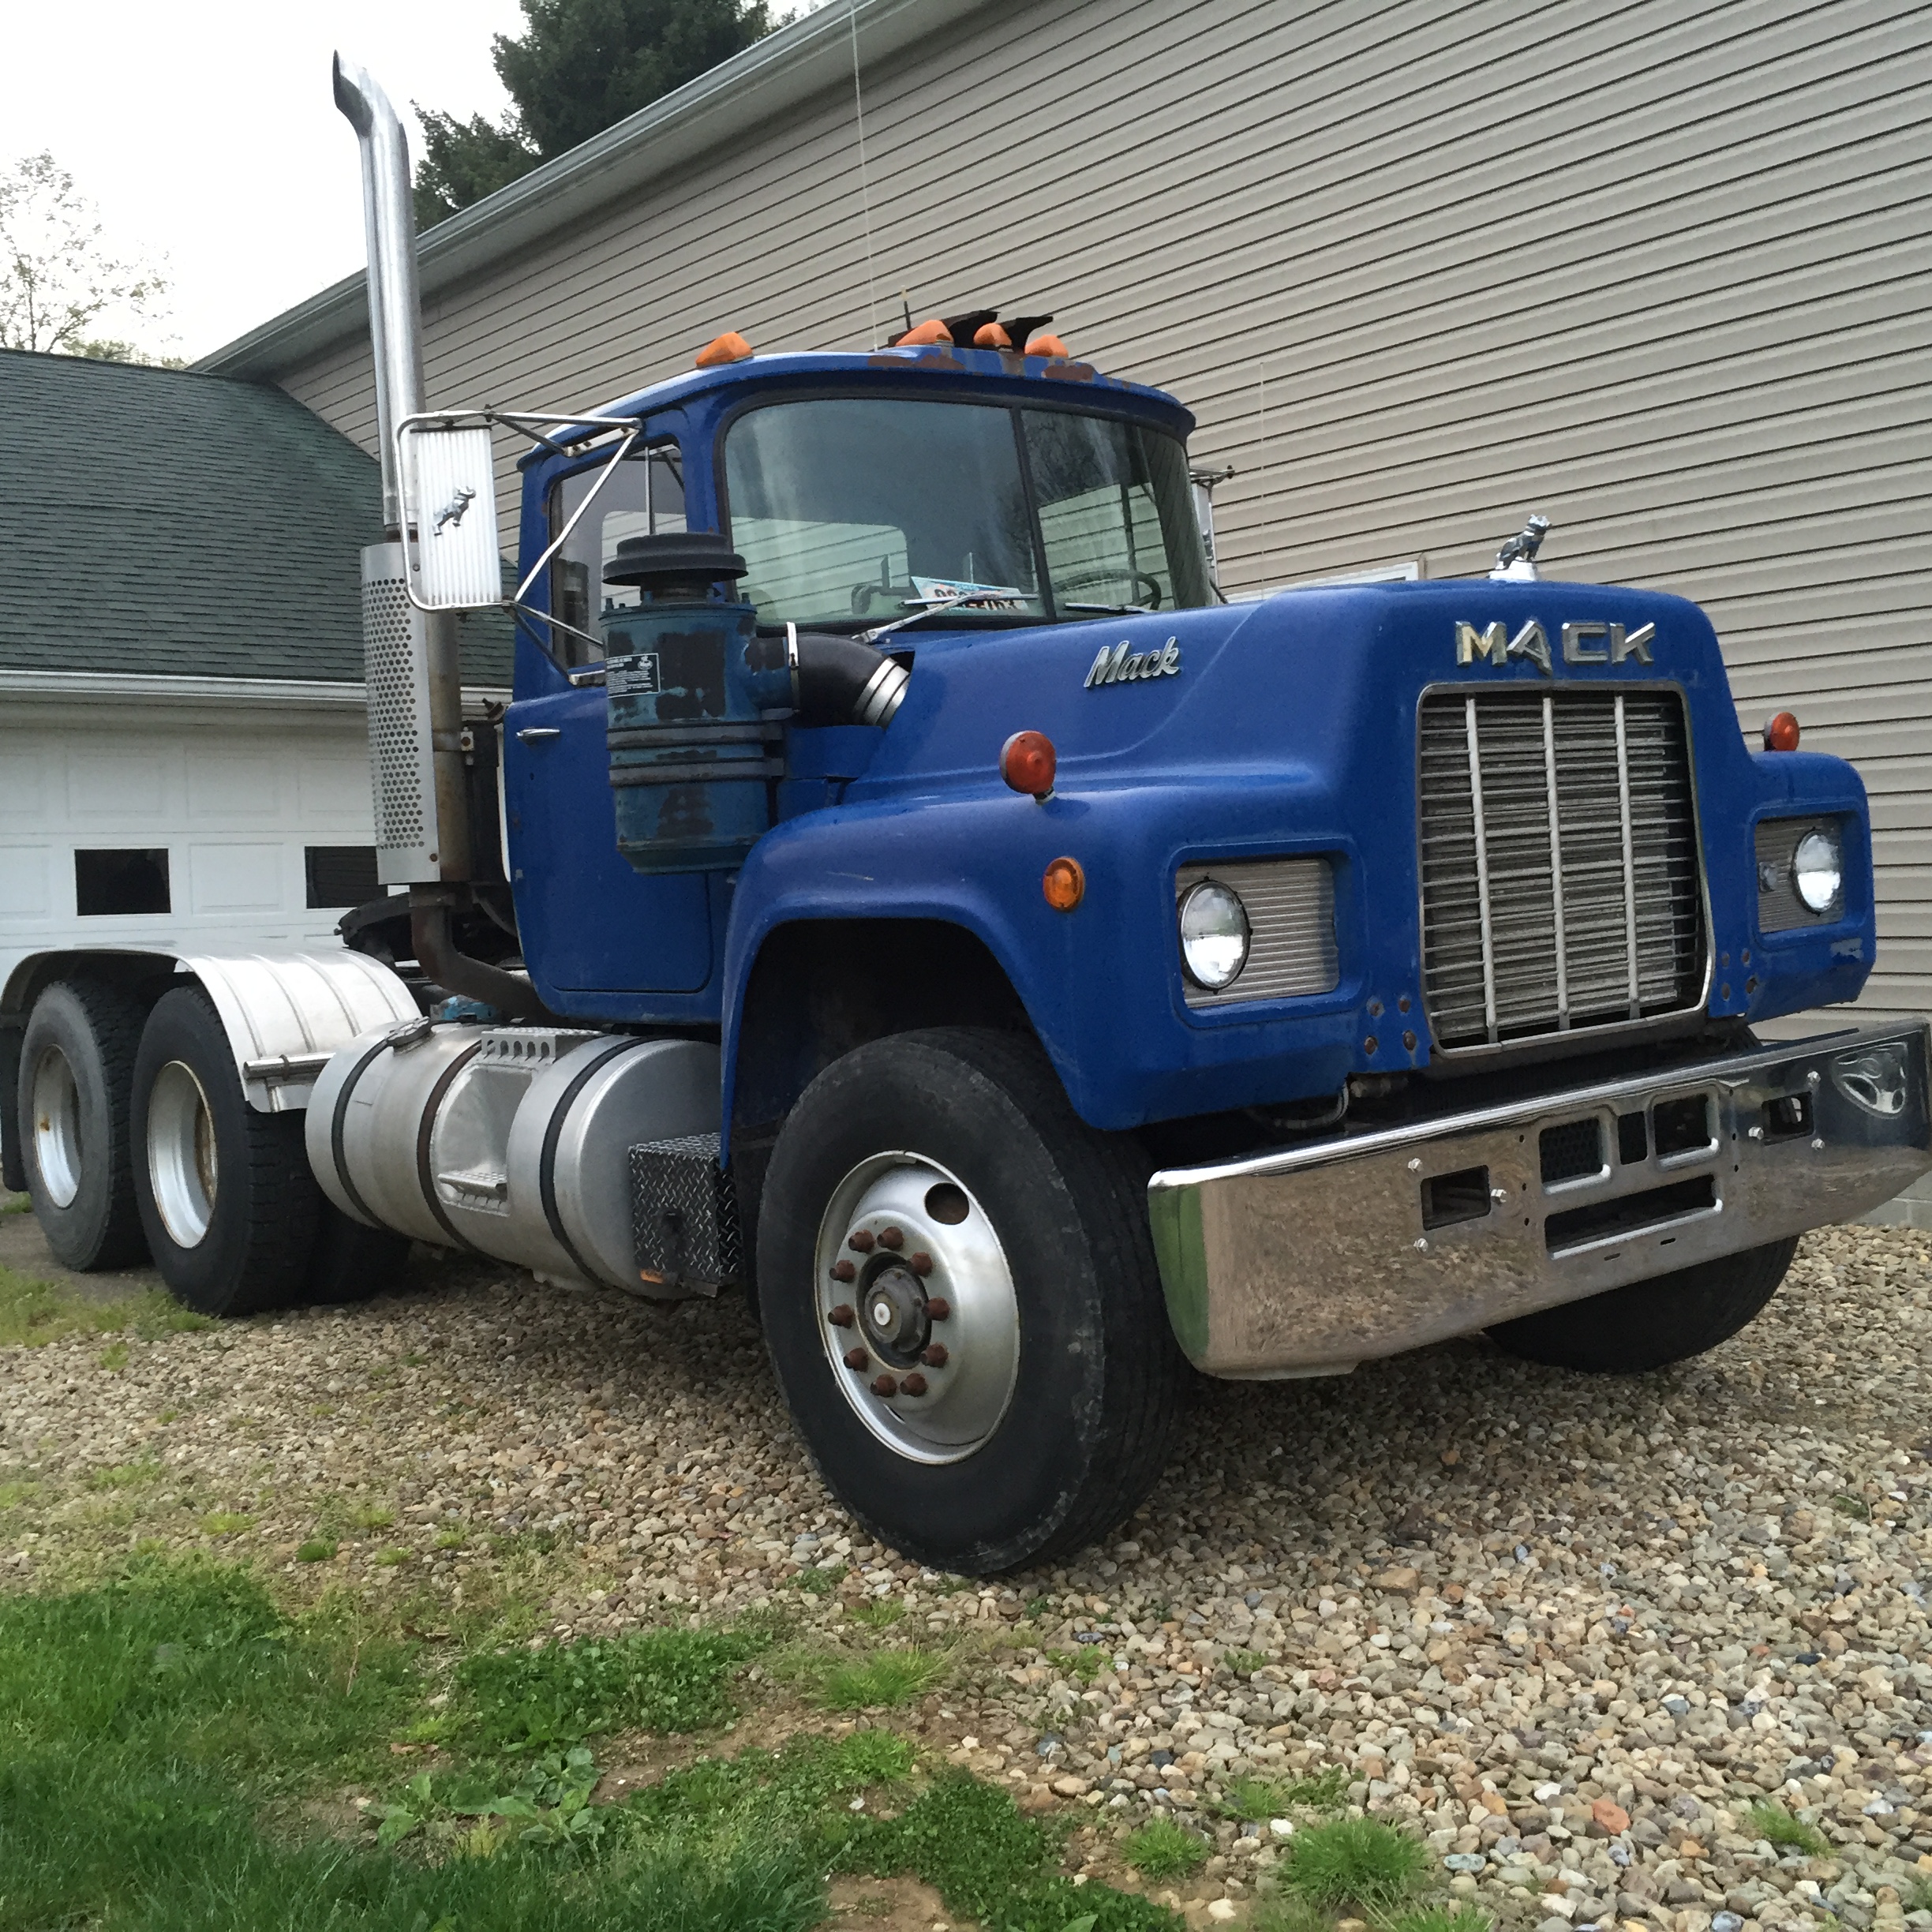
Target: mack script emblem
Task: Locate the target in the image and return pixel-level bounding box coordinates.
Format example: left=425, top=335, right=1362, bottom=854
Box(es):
left=1086, top=637, right=1181, bottom=688
left=1455, top=619, right=1655, bottom=676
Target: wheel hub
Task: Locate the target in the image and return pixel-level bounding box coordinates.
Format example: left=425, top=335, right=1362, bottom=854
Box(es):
left=29, top=1046, right=82, bottom=1209
left=147, top=1059, right=218, bottom=1249
left=814, top=1154, right=1018, bottom=1465
left=859, top=1260, right=929, bottom=1364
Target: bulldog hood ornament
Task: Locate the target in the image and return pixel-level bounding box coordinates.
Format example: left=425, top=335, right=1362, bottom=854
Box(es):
left=1489, top=514, right=1552, bottom=582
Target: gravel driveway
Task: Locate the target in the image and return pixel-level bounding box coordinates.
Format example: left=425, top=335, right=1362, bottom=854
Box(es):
left=5, top=1207, right=1931, bottom=1930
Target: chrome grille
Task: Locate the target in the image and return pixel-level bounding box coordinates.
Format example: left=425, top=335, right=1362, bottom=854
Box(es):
left=1418, top=689, right=1705, bottom=1051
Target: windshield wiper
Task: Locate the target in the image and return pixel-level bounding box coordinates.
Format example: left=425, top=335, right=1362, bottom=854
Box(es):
left=1064, top=601, right=1152, bottom=616
left=858, top=591, right=1032, bottom=645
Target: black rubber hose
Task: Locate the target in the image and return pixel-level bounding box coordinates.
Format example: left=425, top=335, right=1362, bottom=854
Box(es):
left=747, top=632, right=910, bottom=727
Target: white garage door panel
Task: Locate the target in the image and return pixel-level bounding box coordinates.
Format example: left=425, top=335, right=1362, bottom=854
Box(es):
left=0, top=749, right=45, bottom=822
left=67, top=751, right=167, bottom=818
left=0, top=848, right=51, bottom=919
left=297, top=751, right=377, bottom=829
left=189, top=844, right=286, bottom=914
left=189, top=754, right=283, bottom=821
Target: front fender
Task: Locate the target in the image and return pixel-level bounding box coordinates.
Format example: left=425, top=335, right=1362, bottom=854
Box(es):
left=721, top=778, right=1368, bottom=1142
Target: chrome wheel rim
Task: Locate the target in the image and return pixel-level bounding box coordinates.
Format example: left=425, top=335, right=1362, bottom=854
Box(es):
left=30, top=1046, right=82, bottom=1208
left=147, top=1060, right=218, bottom=1248
left=814, top=1152, right=1019, bottom=1465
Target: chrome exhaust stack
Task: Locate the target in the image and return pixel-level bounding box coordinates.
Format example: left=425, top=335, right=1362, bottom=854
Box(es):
left=333, top=54, right=471, bottom=889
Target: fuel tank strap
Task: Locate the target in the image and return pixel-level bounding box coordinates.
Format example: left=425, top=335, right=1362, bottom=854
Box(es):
left=328, top=1034, right=404, bottom=1230
left=414, top=1042, right=485, bottom=1252
left=537, top=1035, right=637, bottom=1288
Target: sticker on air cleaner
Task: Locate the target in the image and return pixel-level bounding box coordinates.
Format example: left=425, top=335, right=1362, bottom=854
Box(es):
left=606, top=653, right=661, bottom=697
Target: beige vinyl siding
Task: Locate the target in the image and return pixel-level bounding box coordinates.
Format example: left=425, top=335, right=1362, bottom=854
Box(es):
left=275, top=0, right=1932, bottom=1018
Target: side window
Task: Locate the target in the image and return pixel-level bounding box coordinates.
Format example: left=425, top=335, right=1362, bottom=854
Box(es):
left=548, top=444, right=687, bottom=666
left=1023, top=412, right=1208, bottom=614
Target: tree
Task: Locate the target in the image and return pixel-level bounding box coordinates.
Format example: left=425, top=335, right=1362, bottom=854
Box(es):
left=0, top=152, right=170, bottom=360
left=414, top=0, right=774, bottom=229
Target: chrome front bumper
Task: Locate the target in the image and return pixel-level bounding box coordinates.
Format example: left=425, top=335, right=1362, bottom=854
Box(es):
left=1148, top=1021, right=1932, bottom=1379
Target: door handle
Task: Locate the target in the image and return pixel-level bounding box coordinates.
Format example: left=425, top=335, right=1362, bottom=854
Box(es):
left=516, top=727, right=562, bottom=743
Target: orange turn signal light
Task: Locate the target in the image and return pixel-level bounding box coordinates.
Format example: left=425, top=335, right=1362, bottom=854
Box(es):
left=1043, top=856, right=1085, bottom=912
left=695, top=330, right=753, bottom=368
left=972, top=321, right=1013, bottom=349
left=898, top=317, right=951, bottom=346
left=1000, top=729, right=1057, bottom=799
left=1024, top=332, right=1069, bottom=358
left=1763, top=711, right=1801, bottom=752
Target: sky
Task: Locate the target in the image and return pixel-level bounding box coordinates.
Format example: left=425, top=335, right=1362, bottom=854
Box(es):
left=5, top=0, right=531, bottom=362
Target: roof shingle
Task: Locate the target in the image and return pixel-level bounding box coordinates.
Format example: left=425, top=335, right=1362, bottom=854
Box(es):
left=0, top=349, right=511, bottom=685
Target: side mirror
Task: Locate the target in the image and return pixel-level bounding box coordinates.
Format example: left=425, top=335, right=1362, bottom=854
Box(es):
left=397, top=417, right=505, bottom=610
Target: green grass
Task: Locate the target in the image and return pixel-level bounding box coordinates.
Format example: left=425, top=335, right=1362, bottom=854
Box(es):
left=0, top=1557, right=1176, bottom=1932
left=1829, top=1493, right=1871, bottom=1521
left=1382, top=1908, right=1494, bottom=1932
left=1123, top=1814, right=1211, bottom=1878
left=459, top=1625, right=766, bottom=1749
left=200, top=1511, right=254, bottom=1538
left=350, top=1503, right=396, bottom=1532
left=1279, top=1817, right=1429, bottom=1911
left=0, top=1477, right=44, bottom=1511
left=1222, top=1648, right=1270, bottom=1676
left=433, top=1526, right=469, bottom=1550
left=1904, top=1877, right=1932, bottom=1915
left=295, top=1539, right=337, bottom=1563
left=793, top=1563, right=845, bottom=1595
left=1219, top=1767, right=1349, bottom=1820
left=0, top=1264, right=217, bottom=1348
left=814, top=1646, right=949, bottom=1711
left=1745, top=1799, right=1830, bottom=1855
left=845, top=1597, right=904, bottom=1631
left=86, top=1459, right=164, bottom=1492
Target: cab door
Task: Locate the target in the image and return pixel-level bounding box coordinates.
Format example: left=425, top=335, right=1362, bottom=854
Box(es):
left=503, top=683, right=713, bottom=994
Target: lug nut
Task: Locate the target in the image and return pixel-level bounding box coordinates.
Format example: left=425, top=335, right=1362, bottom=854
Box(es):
left=878, top=1226, right=904, bottom=1251
left=830, top=1259, right=856, bottom=1282
left=900, top=1372, right=928, bottom=1397
left=827, top=1305, right=855, bottom=1327
left=921, top=1343, right=948, bottom=1368
left=908, top=1251, right=933, bottom=1275
left=925, top=1296, right=951, bottom=1321
left=871, top=1373, right=899, bottom=1398
left=843, top=1347, right=870, bottom=1371
left=848, top=1230, right=874, bottom=1252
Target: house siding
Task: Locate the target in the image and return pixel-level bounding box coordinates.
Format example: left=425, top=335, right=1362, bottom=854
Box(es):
left=274, top=0, right=1932, bottom=1018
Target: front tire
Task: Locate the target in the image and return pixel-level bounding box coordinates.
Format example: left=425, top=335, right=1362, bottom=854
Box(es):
left=1485, top=1238, right=1798, bottom=1372
left=758, top=1028, right=1184, bottom=1575
left=131, top=987, right=323, bottom=1316
left=16, top=979, right=149, bottom=1270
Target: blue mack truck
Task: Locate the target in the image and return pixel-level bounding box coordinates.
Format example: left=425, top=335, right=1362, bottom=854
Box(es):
left=2, top=61, right=1927, bottom=1574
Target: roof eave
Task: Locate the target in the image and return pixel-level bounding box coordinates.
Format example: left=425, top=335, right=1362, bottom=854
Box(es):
left=197, top=0, right=992, bottom=384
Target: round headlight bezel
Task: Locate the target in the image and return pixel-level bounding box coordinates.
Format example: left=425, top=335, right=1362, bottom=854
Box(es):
left=1791, top=827, right=1843, bottom=915
left=1178, top=878, right=1251, bottom=990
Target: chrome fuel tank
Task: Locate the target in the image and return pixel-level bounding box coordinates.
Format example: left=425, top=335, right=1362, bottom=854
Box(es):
left=305, top=1020, right=719, bottom=1290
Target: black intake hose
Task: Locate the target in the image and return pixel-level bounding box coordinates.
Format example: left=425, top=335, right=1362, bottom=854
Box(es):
left=748, top=630, right=911, bottom=727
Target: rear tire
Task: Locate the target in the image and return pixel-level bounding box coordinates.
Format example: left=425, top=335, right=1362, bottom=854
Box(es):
left=131, top=987, right=322, bottom=1316
left=303, top=1210, right=410, bottom=1306
left=16, top=979, right=149, bottom=1270
left=758, top=1028, right=1185, bottom=1575
left=1485, top=1238, right=1798, bottom=1372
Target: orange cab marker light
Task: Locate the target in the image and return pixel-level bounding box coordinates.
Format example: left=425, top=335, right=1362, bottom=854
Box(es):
left=973, top=321, right=1013, bottom=349
left=1043, top=856, right=1085, bottom=912
left=1763, top=711, right=1801, bottom=752
left=1024, top=332, right=1069, bottom=358
left=695, top=330, right=753, bottom=369
left=897, top=317, right=951, bottom=346
left=1000, top=729, right=1056, bottom=799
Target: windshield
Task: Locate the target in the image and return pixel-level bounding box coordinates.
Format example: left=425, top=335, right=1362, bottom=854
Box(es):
left=723, top=396, right=1208, bottom=629
left=549, top=443, right=687, bottom=665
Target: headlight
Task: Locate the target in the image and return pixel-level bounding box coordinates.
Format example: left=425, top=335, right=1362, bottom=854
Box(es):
left=1792, top=828, right=1842, bottom=913
left=1178, top=878, right=1250, bottom=989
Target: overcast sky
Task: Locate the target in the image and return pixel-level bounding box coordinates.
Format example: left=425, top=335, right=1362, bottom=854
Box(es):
left=7, top=0, right=530, bottom=362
